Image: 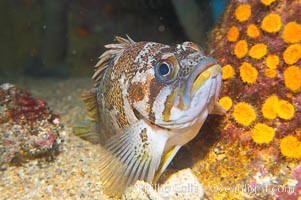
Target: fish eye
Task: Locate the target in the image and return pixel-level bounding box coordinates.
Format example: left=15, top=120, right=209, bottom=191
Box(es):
left=155, top=60, right=176, bottom=82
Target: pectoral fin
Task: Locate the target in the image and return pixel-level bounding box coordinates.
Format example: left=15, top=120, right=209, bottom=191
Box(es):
left=210, top=102, right=226, bottom=115
left=81, top=88, right=99, bottom=120
left=73, top=120, right=101, bottom=143
left=153, top=146, right=181, bottom=183
left=98, top=120, right=168, bottom=196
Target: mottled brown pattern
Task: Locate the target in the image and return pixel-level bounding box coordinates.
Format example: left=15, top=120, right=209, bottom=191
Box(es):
left=127, top=82, right=145, bottom=102
left=102, top=42, right=146, bottom=128
left=148, top=78, right=165, bottom=122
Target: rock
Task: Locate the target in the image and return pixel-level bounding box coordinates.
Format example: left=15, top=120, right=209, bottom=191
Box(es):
left=158, top=168, right=204, bottom=200
left=0, top=83, right=62, bottom=168
left=122, top=168, right=204, bottom=200
left=122, top=180, right=163, bottom=200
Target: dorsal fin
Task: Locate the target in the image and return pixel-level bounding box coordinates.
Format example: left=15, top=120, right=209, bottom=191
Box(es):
left=81, top=88, right=99, bottom=120
left=92, top=35, right=135, bottom=87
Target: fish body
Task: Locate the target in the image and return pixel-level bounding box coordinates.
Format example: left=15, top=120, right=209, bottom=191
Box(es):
left=78, top=36, right=223, bottom=194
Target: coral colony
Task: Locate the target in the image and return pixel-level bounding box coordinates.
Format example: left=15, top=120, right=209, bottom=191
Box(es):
left=209, top=0, right=301, bottom=157
left=0, top=83, right=62, bottom=168
left=198, top=0, right=301, bottom=198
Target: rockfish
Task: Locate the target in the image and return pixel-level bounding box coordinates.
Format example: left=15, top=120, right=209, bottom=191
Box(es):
left=76, top=36, right=224, bottom=195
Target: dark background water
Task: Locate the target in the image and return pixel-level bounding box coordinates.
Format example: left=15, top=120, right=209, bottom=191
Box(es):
left=0, top=0, right=227, bottom=79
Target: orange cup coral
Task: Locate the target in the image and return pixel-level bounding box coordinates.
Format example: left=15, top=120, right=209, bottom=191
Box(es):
left=260, top=0, right=276, bottom=6
left=265, top=69, right=277, bottom=78
left=266, top=54, right=279, bottom=69
left=262, top=95, right=278, bottom=119
left=219, top=96, right=233, bottom=111
left=234, top=40, right=248, bottom=58
left=235, top=4, right=251, bottom=22
left=283, top=44, right=301, bottom=65
left=247, top=24, right=260, bottom=38
left=280, top=135, right=301, bottom=158
left=249, top=43, right=268, bottom=59
left=252, top=123, right=275, bottom=144
left=227, top=26, right=240, bottom=42
left=222, top=64, right=235, bottom=80
left=261, top=13, right=282, bottom=33
left=282, top=21, right=301, bottom=43
left=232, top=102, right=256, bottom=126
left=239, top=62, right=258, bottom=84
left=284, top=66, right=301, bottom=92
left=276, top=100, right=295, bottom=120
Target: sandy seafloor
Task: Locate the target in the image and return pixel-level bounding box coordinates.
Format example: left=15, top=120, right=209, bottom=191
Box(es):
left=0, top=77, right=196, bottom=200
left=0, top=77, right=112, bottom=199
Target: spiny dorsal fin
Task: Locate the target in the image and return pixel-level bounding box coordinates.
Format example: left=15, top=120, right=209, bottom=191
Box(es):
left=81, top=88, right=99, bottom=120
left=92, top=35, right=136, bottom=87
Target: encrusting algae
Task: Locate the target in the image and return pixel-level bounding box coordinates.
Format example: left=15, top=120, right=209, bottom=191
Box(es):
left=200, top=0, right=301, bottom=198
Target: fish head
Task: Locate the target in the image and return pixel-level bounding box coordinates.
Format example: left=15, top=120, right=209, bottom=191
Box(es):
left=129, top=41, right=222, bottom=129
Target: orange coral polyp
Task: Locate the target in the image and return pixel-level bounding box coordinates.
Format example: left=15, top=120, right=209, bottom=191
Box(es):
left=219, top=96, right=233, bottom=111
left=283, top=44, right=301, bottom=65
left=261, top=13, right=282, bottom=33
left=252, top=123, right=275, bottom=144
left=284, top=66, right=301, bottom=92
left=282, top=21, right=301, bottom=43
left=234, top=40, right=248, bottom=58
left=266, top=54, right=279, bottom=69
left=265, top=69, right=277, bottom=78
left=261, top=0, right=276, bottom=6
left=227, top=26, right=240, bottom=42
left=247, top=24, right=260, bottom=38
left=239, top=62, right=258, bottom=84
left=235, top=4, right=251, bottom=22
left=276, top=100, right=295, bottom=120
left=222, top=64, right=235, bottom=80
left=249, top=43, right=267, bottom=59
left=232, top=102, right=256, bottom=126
left=262, top=95, right=278, bottom=119
left=280, top=136, right=301, bottom=159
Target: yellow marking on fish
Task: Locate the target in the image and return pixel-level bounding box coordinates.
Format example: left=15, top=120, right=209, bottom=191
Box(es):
left=177, top=86, right=186, bottom=110
left=163, top=90, right=177, bottom=121
left=192, top=64, right=221, bottom=94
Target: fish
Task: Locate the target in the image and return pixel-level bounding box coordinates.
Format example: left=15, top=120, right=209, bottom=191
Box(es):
left=75, top=35, right=224, bottom=195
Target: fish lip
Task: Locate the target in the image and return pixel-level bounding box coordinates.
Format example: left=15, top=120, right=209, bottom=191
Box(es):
left=182, top=57, right=220, bottom=104
left=156, top=116, right=199, bottom=129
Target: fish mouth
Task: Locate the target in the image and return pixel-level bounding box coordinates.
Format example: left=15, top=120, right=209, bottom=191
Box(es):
left=179, top=57, right=221, bottom=108
left=191, top=60, right=221, bottom=94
